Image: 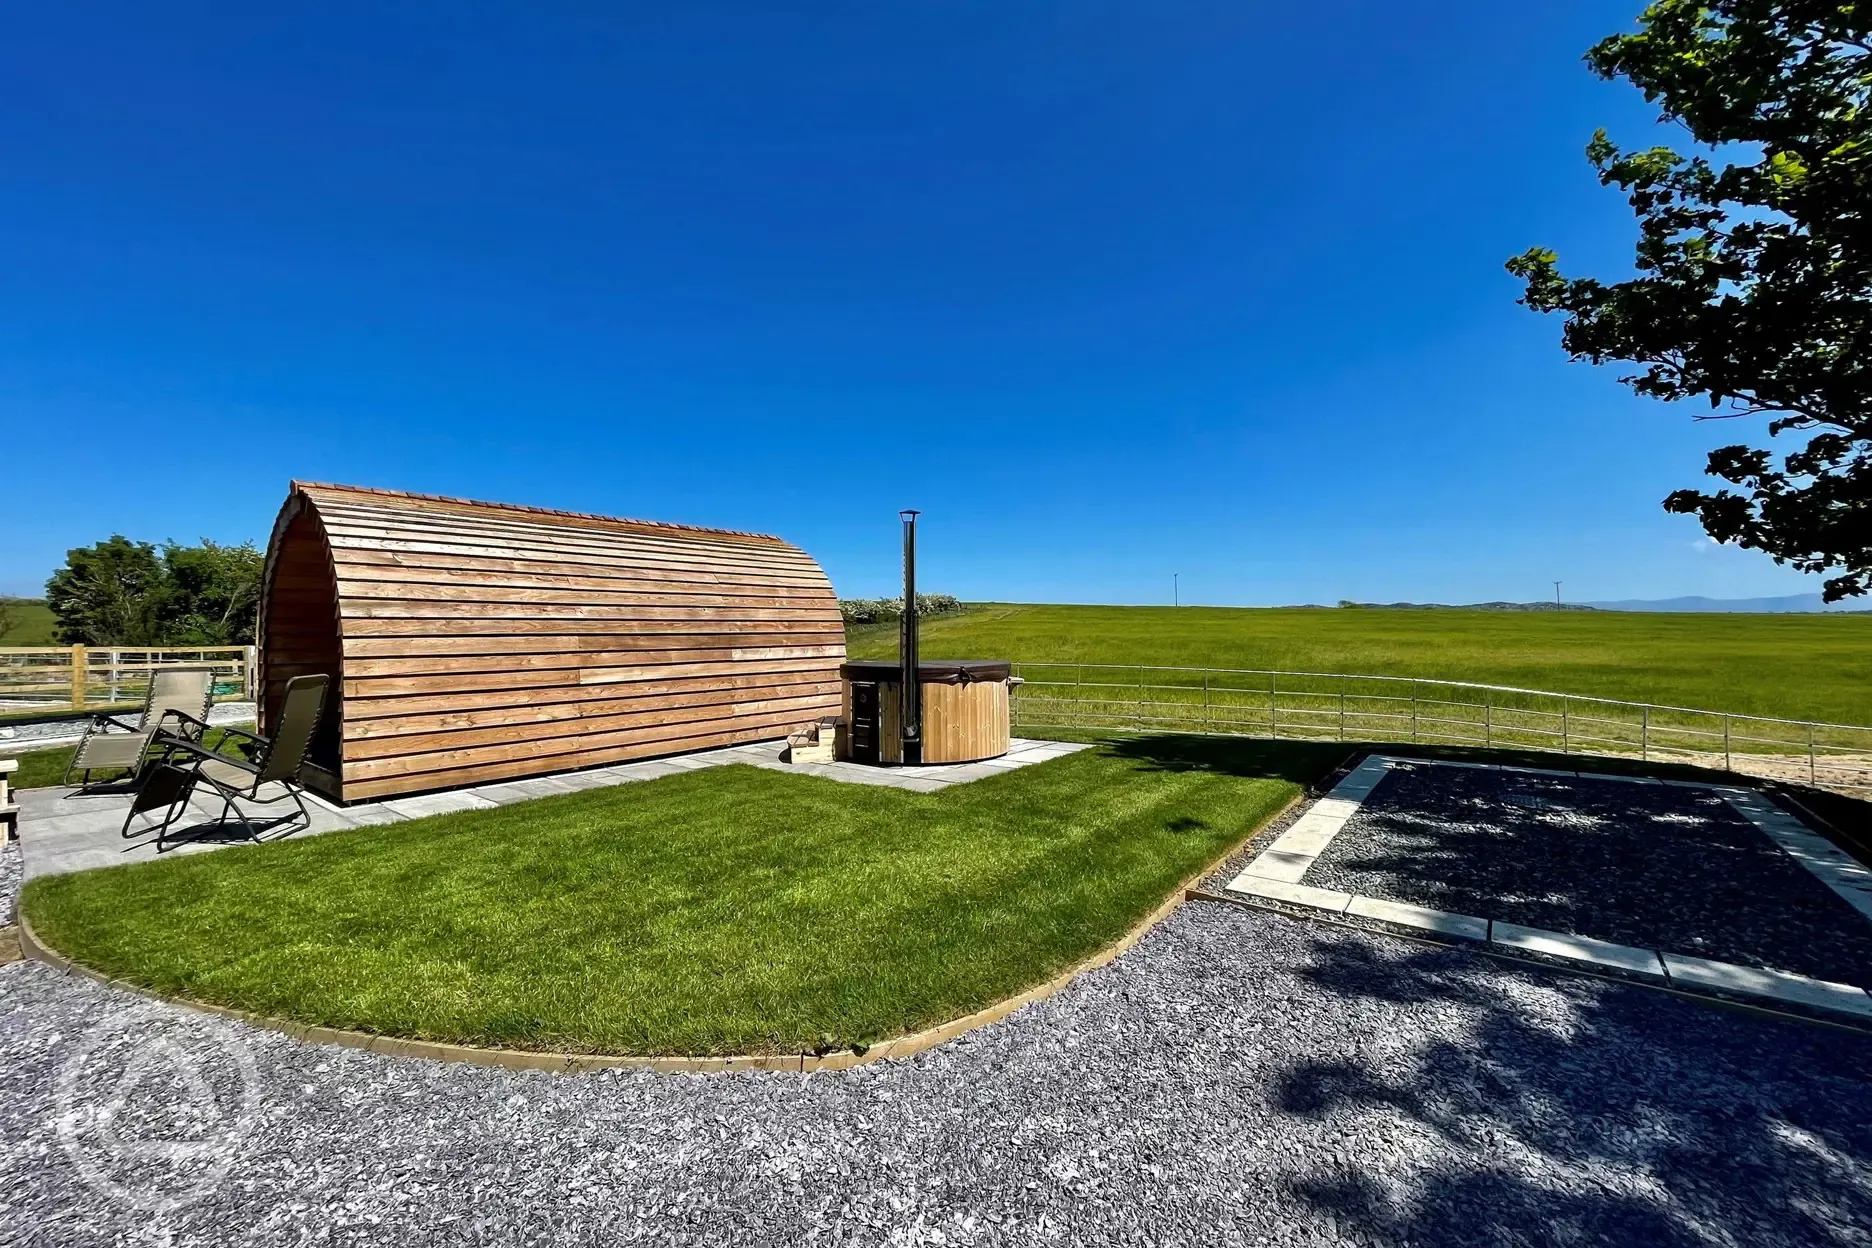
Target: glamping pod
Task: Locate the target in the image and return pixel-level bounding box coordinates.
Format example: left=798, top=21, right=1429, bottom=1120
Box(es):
left=258, top=482, right=844, bottom=803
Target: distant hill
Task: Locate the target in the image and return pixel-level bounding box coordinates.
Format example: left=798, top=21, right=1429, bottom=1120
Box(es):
left=1585, top=594, right=1863, bottom=614
left=1333, top=601, right=1597, bottom=612
left=0, top=597, right=56, bottom=645
left=1332, top=594, right=1868, bottom=614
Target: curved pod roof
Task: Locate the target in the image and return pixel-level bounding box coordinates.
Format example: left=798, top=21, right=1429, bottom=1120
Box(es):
left=259, top=482, right=845, bottom=803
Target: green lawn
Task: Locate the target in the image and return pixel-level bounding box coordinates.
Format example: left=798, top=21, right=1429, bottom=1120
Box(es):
left=849, top=604, right=1872, bottom=724
left=21, top=736, right=1329, bottom=1056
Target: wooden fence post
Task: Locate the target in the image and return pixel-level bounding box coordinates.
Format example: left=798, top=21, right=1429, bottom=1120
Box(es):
left=244, top=645, right=258, bottom=702
left=70, top=643, right=87, bottom=711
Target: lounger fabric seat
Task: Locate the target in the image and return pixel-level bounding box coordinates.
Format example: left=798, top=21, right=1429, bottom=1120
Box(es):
left=65, top=667, right=216, bottom=789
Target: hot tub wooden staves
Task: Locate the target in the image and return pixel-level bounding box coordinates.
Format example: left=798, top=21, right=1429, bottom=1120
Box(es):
left=257, top=482, right=845, bottom=803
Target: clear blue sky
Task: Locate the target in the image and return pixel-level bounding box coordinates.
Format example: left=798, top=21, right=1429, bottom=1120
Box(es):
left=0, top=2, right=1824, bottom=605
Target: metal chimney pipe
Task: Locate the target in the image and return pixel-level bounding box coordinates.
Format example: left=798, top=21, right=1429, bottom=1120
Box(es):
left=899, top=510, right=922, bottom=765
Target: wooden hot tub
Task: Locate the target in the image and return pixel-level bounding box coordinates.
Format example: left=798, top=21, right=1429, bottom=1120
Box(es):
left=838, top=660, right=1012, bottom=765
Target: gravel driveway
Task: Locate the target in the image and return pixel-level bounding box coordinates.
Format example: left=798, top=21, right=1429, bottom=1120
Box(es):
left=3, top=901, right=1869, bottom=1246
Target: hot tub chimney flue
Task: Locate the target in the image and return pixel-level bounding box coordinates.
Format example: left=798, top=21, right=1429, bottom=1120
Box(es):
left=899, top=509, right=922, bottom=765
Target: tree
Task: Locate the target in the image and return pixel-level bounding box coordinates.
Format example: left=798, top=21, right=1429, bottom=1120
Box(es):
left=1507, top=2, right=1872, bottom=600
left=42, top=537, right=264, bottom=646
left=161, top=539, right=263, bottom=644
left=44, top=536, right=169, bottom=645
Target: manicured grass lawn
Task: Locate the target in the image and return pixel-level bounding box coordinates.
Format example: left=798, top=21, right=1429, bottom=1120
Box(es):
left=6, top=726, right=256, bottom=789
left=849, top=604, right=1872, bottom=724
left=22, top=736, right=1334, bottom=1056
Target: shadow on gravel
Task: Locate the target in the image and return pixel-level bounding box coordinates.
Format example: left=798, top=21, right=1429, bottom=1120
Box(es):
left=1275, top=934, right=1872, bottom=1247
left=1306, top=766, right=1872, bottom=989
left=1097, top=733, right=1738, bottom=796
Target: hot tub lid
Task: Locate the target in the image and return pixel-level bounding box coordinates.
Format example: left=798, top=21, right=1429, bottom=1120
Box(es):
left=839, top=659, right=1012, bottom=684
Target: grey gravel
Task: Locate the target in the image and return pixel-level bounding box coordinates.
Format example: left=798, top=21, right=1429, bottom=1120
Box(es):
left=4, top=902, right=1870, bottom=1245
left=1308, top=761, right=1872, bottom=989
left=0, top=836, right=18, bottom=924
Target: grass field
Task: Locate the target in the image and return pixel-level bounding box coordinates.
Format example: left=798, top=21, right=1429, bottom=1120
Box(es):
left=21, top=738, right=1322, bottom=1056
left=848, top=604, right=1872, bottom=725
left=0, top=598, right=56, bottom=645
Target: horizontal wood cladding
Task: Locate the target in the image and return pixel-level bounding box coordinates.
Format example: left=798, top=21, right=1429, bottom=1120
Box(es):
left=345, top=689, right=838, bottom=760
left=332, top=581, right=838, bottom=609
left=318, top=507, right=812, bottom=568
left=342, top=669, right=839, bottom=722
left=342, top=636, right=843, bottom=661
left=341, top=656, right=837, bottom=700
left=348, top=679, right=842, bottom=739
left=306, top=560, right=829, bottom=596
left=324, top=548, right=834, bottom=592
left=342, top=702, right=821, bottom=785
left=259, top=482, right=846, bottom=802
left=339, top=718, right=792, bottom=801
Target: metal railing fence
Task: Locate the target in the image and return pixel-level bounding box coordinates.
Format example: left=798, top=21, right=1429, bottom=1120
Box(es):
left=0, top=644, right=256, bottom=714
left=1009, top=663, right=1872, bottom=796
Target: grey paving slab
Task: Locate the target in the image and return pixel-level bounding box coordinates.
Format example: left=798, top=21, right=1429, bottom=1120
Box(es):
left=18, top=808, right=133, bottom=842
left=1573, top=771, right=1661, bottom=786
left=1345, top=895, right=1489, bottom=942
left=1490, top=921, right=1665, bottom=977
left=379, top=791, right=498, bottom=820
left=14, top=788, right=74, bottom=820
left=296, top=805, right=362, bottom=835
left=1222, top=874, right=1352, bottom=913
left=1306, top=796, right=1363, bottom=822
left=26, top=846, right=129, bottom=876
left=656, top=753, right=723, bottom=771
left=1264, top=820, right=1340, bottom=858
left=890, top=777, right=953, bottom=794
left=546, top=768, right=627, bottom=791
left=1239, top=850, right=1316, bottom=885
left=470, top=780, right=563, bottom=806
left=332, top=803, right=409, bottom=828
left=1722, top=792, right=1872, bottom=924
left=1660, top=952, right=1872, bottom=1019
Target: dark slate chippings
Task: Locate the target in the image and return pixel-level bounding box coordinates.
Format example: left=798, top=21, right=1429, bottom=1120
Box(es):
left=5, top=904, right=1872, bottom=1246
left=1307, top=762, right=1872, bottom=989
left=0, top=837, right=19, bottom=925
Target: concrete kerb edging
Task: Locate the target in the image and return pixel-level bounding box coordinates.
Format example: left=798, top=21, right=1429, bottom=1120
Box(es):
left=1213, top=750, right=1872, bottom=1033
left=13, top=790, right=1308, bottom=1076
left=1188, top=886, right=1872, bottom=1039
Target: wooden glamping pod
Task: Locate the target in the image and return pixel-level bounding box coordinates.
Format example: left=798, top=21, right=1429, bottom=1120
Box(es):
left=258, top=482, right=844, bottom=803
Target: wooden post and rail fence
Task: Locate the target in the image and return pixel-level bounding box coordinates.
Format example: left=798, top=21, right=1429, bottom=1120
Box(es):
left=0, top=645, right=256, bottom=715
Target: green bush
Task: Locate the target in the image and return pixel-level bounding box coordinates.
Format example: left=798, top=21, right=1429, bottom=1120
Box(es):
left=839, top=594, right=965, bottom=625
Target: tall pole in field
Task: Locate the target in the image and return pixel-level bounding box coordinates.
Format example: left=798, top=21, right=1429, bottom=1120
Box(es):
left=1174, top=572, right=1179, bottom=607
left=1553, top=581, right=1562, bottom=606
left=899, top=510, right=922, bottom=766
